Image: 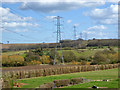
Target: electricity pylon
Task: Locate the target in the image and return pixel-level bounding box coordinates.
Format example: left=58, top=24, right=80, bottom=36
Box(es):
left=54, top=16, right=64, bottom=65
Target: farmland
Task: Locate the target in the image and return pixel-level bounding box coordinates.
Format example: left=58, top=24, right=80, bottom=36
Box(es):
left=2, top=50, right=27, bottom=56
left=1, top=39, right=119, bottom=89
left=15, top=68, right=118, bottom=88
left=1, top=1, right=119, bottom=89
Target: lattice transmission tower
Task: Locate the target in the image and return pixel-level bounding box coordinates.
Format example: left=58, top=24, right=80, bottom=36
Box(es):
left=53, top=16, right=64, bottom=65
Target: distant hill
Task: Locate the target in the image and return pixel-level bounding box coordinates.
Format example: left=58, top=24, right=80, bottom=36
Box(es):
left=2, top=39, right=118, bottom=51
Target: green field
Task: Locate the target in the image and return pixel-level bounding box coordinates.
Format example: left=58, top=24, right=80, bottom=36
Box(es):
left=58, top=49, right=103, bottom=58
left=2, top=50, right=27, bottom=55
left=64, top=79, right=118, bottom=88
left=16, top=68, right=118, bottom=88
left=2, top=47, right=118, bottom=59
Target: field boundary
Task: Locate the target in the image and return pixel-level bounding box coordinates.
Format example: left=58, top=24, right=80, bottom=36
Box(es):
left=2, top=64, right=118, bottom=88
left=2, top=64, right=118, bottom=80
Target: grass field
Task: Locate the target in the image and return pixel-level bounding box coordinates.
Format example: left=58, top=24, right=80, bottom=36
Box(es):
left=16, top=68, right=118, bottom=88
left=2, top=47, right=118, bottom=58
left=58, top=49, right=103, bottom=58
left=2, top=50, right=27, bottom=55
left=64, top=79, right=118, bottom=88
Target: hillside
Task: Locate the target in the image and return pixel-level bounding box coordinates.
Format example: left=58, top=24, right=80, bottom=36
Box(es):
left=1, top=39, right=118, bottom=51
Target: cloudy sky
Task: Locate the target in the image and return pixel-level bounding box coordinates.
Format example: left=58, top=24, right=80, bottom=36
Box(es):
left=1, top=0, right=119, bottom=43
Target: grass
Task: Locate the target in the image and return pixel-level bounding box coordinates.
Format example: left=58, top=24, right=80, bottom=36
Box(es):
left=2, top=47, right=118, bottom=58
left=16, top=68, right=118, bottom=88
left=64, top=79, right=118, bottom=88
left=58, top=48, right=104, bottom=59
left=2, top=50, right=27, bottom=55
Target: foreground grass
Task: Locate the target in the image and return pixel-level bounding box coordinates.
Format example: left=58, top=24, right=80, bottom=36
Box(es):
left=16, top=68, right=118, bottom=88
left=64, top=79, right=118, bottom=88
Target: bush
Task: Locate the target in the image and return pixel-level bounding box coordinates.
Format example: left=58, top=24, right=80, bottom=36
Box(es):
left=80, top=61, right=90, bottom=65
left=92, top=51, right=109, bottom=65
left=39, top=82, right=54, bottom=88
left=70, top=78, right=83, bottom=84
left=2, top=55, right=25, bottom=67
left=24, top=51, right=40, bottom=62
left=77, top=55, right=87, bottom=62
left=71, top=61, right=79, bottom=65
left=54, top=79, right=70, bottom=87
left=40, top=55, right=52, bottom=64
left=27, top=60, right=42, bottom=65
left=91, top=49, right=118, bottom=65
left=48, top=49, right=59, bottom=59
left=32, top=48, right=43, bottom=56
left=108, top=53, right=118, bottom=64
left=63, top=51, right=76, bottom=62
left=49, top=59, right=58, bottom=65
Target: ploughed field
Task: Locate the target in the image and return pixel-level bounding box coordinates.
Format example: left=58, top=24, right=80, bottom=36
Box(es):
left=2, top=64, right=81, bottom=72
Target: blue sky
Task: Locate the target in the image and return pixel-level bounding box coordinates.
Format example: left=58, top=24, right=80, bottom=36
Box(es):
left=1, top=1, right=118, bottom=43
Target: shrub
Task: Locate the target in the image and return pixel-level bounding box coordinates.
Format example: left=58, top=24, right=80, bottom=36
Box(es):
left=43, top=69, right=50, bottom=76
left=40, top=55, right=52, bottom=64
left=2, top=79, right=12, bottom=88
left=109, top=53, right=118, bottom=64
left=2, top=55, right=25, bottom=67
left=71, top=61, right=79, bottom=65
left=49, top=49, right=60, bottom=60
left=63, top=51, right=76, bottom=62
left=2, top=55, right=9, bottom=67
left=70, top=78, right=83, bottom=84
left=78, top=56, right=87, bottom=62
left=32, top=48, right=43, bottom=56
left=92, top=48, right=118, bottom=65
left=80, top=61, right=90, bottom=65
left=24, top=51, right=40, bottom=62
left=27, top=60, right=42, bottom=65
left=92, top=51, right=109, bottom=65
left=39, top=82, right=54, bottom=88
left=54, top=79, right=70, bottom=87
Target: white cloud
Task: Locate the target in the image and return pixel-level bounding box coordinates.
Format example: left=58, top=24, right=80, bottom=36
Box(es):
left=2, top=0, right=119, bottom=3
left=45, top=16, right=56, bottom=20
left=82, top=25, right=107, bottom=39
left=0, top=7, right=39, bottom=28
left=3, top=22, right=39, bottom=28
left=19, top=1, right=106, bottom=13
left=67, top=20, right=72, bottom=23
left=0, top=7, right=33, bottom=22
left=85, top=4, right=118, bottom=25
left=88, top=25, right=107, bottom=30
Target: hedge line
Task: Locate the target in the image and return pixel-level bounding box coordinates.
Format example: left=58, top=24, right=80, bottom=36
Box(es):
left=2, top=64, right=118, bottom=88
left=39, top=77, right=91, bottom=88
left=2, top=64, right=118, bottom=80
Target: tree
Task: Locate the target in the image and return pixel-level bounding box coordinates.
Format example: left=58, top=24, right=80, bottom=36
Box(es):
left=63, top=51, right=76, bottom=63
left=33, top=48, right=43, bottom=56
left=24, top=50, right=40, bottom=62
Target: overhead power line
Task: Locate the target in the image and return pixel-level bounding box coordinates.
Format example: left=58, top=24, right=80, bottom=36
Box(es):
left=2, top=27, right=40, bottom=41
left=53, top=16, right=64, bottom=65
left=3, top=5, right=50, bottom=24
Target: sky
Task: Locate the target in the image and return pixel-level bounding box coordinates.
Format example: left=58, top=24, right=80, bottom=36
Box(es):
left=0, top=0, right=119, bottom=44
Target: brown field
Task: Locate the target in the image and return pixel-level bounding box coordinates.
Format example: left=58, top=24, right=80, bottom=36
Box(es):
left=2, top=64, right=81, bottom=72
left=2, top=43, right=56, bottom=49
